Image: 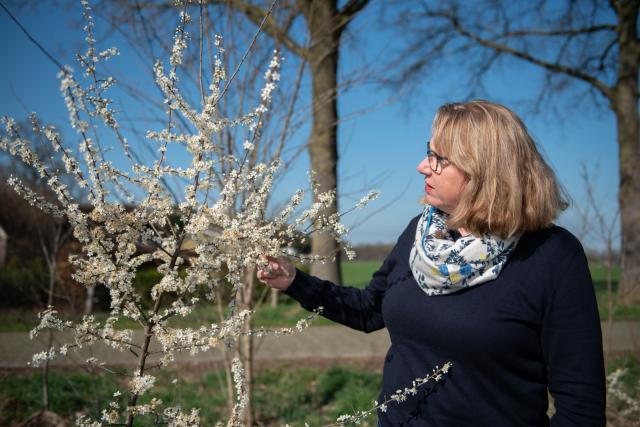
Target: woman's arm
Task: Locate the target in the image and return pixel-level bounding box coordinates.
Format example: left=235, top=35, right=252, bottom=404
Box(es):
left=258, top=216, right=419, bottom=333
left=256, top=247, right=398, bottom=333
left=280, top=255, right=395, bottom=333
left=542, top=247, right=606, bottom=427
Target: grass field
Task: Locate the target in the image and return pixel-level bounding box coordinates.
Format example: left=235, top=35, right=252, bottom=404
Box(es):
left=590, top=263, right=640, bottom=320
left=2, top=353, right=638, bottom=426
left=0, top=365, right=381, bottom=426
left=0, top=261, right=632, bottom=333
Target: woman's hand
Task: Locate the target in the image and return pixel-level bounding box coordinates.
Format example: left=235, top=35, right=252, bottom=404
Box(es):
left=257, top=256, right=296, bottom=291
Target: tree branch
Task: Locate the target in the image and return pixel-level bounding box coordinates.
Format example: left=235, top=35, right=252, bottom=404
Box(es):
left=337, top=0, right=370, bottom=32
left=431, top=11, right=614, bottom=100
left=135, top=0, right=305, bottom=56
left=500, top=24, right=616, bottom=38
left=280, top=3, right=299, bottom=35
left=209, top=0, right=305, bottom=57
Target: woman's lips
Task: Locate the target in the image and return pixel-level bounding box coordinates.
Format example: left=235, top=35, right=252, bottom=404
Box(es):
left=425, top=182, right=434, bottom=193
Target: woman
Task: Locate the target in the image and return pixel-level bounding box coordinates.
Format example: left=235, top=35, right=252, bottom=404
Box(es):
left=258, top=100, right=606, bottom=426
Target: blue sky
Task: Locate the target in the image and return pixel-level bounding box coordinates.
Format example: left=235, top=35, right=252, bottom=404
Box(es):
left=0, top=1, right=620, bottom=251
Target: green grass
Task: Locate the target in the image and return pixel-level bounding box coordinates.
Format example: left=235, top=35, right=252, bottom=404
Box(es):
left=4, top=353, right=640, bottom=426
left=0, top=369, right=121, bottom=425
left=253, top=366, right=381, bottom=426
left=590, top=264, right=640, bottom=321
left=341, top=261, right=382, bottom=289
left=0, top=261, right=636, bottom=334
left=607, top=352, right=640, bottom=390
left=0, top=366, right=381, bottom=426
left=0, top=309, right=43, bottom=333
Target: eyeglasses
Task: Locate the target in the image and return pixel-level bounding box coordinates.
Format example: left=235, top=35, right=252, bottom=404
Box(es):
left=426, top=140, right=450, bottom=174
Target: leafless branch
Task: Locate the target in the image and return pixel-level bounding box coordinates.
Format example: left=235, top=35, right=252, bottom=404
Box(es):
left=430, top=10, right=614, bottom=100
left=216, top=0, right=279, bottom=103
left=500, top=24, right=616, bottom=38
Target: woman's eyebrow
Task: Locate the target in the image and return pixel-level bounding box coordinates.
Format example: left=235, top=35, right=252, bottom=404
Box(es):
left=428, top=147, right=443, bottom=156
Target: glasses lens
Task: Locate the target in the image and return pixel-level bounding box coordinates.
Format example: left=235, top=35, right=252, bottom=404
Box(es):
left=428, top=155, right=439, bottom=173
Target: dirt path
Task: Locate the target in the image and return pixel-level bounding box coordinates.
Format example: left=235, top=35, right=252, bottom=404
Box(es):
left=1, top=322, right=638, bottom=369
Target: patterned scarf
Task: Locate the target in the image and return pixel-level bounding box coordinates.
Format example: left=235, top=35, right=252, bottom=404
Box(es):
left=409, top=205, right=519, bottom=296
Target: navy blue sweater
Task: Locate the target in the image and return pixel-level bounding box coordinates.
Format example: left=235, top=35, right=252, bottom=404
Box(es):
left=284, top=215, right=605, bottom=426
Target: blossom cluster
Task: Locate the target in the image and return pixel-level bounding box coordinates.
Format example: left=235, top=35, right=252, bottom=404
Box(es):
left=227, top=357, right=249, bottom=427
left=607, top=368, right=640, bottom=420
left=333, top=362, right=453, bottom=425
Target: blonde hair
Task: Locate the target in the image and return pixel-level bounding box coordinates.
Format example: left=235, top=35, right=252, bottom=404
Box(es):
left=430, top=100, right=567, bottom=238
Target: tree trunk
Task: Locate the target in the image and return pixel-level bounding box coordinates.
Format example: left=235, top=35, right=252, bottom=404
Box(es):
left=614, top=0, right=640, bottom=304
left=304, top=0, right=343, bottom=284
left=41, top=225, right=59, bottom=415
left=84, top=286, right=95, bottom=315
left=214, top=287, right=235, bottom=415
left=615, top=107, right=640, bottom=304
left=237, top=267, right=255, bottom=426
left=42, top=330, right=53, bottom=412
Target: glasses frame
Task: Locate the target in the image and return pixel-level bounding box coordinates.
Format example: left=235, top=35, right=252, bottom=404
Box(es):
left=426, top=140, right=450, bottom=174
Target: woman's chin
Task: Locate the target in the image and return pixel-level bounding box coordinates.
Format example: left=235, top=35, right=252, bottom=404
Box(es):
left=423, top=194, right=439, bottom=207
left=424, top=197, right=452, bottom=214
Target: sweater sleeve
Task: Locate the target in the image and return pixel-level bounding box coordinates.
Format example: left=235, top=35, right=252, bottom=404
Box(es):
left=283, top=216, right=418, bottom=333
left=542, top=248, right=606, bottom=427
left=283, top=264, right=388, bottom=333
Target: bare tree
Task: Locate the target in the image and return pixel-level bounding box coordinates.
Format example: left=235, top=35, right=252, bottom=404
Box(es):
left=0, top=116, right=74, bottom=425
left=37, top=215, right=72, bottom=418
left=28, top=124, right=74, bottom=414
left=575, top=163, right=620, bottom=361
left=0, top=117, right=80, bottom=298
left=394, top=0, right=639, bottom=302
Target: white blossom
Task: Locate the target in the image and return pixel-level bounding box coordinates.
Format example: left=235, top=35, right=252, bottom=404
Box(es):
left=163, top=406, right=200, bottom=427
left=129, top=372, right=156, bottom=396
left=30, top=349, right=56, bottom=367
left=242, top=140, right=254, bottom=151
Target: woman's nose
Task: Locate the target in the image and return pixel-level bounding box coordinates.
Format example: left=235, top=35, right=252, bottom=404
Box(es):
left=417, top=157, right=431, bottom=175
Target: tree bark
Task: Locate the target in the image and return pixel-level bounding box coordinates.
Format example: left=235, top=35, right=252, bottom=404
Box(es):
left=303, top=0, right=343, bottom=284
left=614, top=0, right=640, bottom=303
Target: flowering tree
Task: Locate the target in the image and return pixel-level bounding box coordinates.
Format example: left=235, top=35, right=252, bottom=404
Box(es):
left=0, top=1, right=381, bottom=425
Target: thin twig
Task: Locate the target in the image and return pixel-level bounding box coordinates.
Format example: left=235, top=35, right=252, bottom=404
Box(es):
left=216, top=0, right=278, bottom=104
left=0, top=1, right=66, bottom=72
